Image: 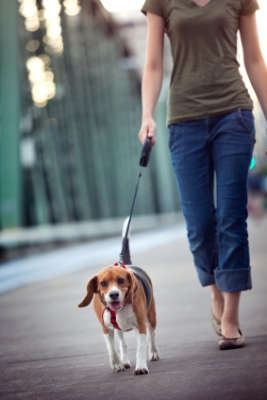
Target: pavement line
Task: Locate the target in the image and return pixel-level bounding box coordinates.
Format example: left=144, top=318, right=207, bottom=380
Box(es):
left=0, top=224, right=187, bottom=294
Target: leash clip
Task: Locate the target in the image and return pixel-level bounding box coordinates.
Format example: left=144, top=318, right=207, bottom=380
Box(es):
left=114, top=259, right=127, bottom=269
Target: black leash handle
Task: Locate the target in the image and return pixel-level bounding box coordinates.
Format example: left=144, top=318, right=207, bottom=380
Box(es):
left=119, top=137, right=152, bottom=264
left=139, top=137, right=152, bottom=167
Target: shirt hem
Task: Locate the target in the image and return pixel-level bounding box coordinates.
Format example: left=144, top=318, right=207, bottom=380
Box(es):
left=167, top=105, right=254, bottom=126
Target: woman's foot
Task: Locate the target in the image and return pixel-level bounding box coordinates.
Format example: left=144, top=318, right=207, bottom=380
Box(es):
left=218, top=330, right=245, bottom=350
left=221, top=291, right=242, bottom=339
left=210, top=286, right=244, bottom=346
left=218, top=291, right=245, bottom=350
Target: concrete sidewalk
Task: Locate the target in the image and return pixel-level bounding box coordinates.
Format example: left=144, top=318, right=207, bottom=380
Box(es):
left=0, top=216, right=266, bottom=400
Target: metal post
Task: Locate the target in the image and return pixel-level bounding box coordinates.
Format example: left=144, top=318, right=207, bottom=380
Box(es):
left=0, top=0, right=21, bottom=228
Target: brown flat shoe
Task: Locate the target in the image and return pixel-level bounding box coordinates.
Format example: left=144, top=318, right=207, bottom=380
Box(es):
left=211, top=311, right=222, bottom=336
left=218, top=330, right=245, bottom=350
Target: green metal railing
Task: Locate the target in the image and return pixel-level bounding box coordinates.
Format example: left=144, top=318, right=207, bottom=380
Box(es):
left=0, top=0, right=180, bottom=230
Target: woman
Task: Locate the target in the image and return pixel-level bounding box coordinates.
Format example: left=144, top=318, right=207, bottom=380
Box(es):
left=139, top=0, right=267, bottom=349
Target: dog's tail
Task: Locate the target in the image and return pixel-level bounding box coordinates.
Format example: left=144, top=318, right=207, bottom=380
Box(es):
left=122, top=217, right=132, bottom=265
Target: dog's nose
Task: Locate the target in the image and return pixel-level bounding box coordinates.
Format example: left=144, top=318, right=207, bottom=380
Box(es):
left=109, top=291, right=119, bottom=300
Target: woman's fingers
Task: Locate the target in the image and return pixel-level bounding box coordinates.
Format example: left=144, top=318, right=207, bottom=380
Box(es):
left=138, top=119, right=157, bottom=146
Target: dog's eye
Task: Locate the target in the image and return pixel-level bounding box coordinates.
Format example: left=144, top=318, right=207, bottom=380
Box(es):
left=117, top=278, right=125, bottom=285
left=100, top=281, right=108, bottom=287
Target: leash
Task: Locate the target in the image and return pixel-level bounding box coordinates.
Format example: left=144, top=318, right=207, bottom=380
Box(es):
left=107, top=140, right=152, bottom=330
left=118, top=137, right=152, bottom=265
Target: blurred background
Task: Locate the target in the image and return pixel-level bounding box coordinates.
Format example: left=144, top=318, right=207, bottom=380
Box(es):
left=0, top=0, right=266, bottom=261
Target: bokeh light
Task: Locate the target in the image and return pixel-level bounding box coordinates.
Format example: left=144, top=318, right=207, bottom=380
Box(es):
left=26, top=39, right=40, bottom=52
left=26, top=55, right=56, bottom=107
left=19, top=0, right=40, bottom=32
left=63, top=0, right=81, bottom=16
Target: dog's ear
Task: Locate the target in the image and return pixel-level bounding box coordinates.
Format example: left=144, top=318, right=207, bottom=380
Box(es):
left=78, top=276, right=98, bottom=308
left=124, top=271, right=138, bottom=303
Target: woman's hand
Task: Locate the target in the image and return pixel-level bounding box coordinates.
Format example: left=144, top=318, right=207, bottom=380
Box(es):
left=138, top=117, right=157, bottom=147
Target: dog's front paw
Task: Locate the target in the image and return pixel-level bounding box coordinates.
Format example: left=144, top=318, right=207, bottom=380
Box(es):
left=121, top=355, right=131, bottom=369
left=133, top=367, right=149, bottom=375
left=113, top=363, right=125, bottom=372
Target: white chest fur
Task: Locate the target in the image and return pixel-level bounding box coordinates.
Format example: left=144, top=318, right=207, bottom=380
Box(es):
left=103, top=304, right=137, bottom=331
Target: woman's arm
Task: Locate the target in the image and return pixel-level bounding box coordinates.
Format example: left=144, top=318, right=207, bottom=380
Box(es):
left=138, top=13, right=165, bottom=145
left=240, top=12, right=267, bottom=120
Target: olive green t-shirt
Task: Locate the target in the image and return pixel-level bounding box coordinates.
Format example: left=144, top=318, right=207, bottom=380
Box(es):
left=141, top=0, right=260, bottom=125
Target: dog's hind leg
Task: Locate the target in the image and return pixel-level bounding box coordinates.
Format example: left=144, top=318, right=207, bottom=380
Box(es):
left=116, top=330, right=131, bottom=369
left=147, top=320, right=160, bottom=361
left=103, top=330, right=125, bottom=372
left=147, top=297, right=160, bottom=361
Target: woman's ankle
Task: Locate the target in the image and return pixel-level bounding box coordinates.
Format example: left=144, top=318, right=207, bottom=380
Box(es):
left=221, top=291, right=242, bottom=338
left=221, top=318, right=241, bottom=338
left=210, top=284, right=224, bottom=320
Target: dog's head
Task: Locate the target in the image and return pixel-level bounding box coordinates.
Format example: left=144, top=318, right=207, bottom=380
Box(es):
left=78, top=266, right=138, bottom=311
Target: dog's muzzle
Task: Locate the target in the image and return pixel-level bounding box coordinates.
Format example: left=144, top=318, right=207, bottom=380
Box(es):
left=107, top=290, right=123, bottom=311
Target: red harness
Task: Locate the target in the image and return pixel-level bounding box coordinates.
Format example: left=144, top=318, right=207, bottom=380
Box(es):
left=102, top=262, right=133, bottom=331
left=102, top=307, right=123, bottom=330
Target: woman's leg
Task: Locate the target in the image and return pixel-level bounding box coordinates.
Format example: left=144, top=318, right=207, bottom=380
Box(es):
left=169, top=120, right=218, bottom=286
left=212, top=110, right=255, bottom=293
left=211, top=110, right=255, bottom=340
left=169, top=110, right=254, bottom=343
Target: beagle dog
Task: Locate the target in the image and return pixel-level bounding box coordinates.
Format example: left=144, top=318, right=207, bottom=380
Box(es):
left=78, top=223, right=160, bottom=375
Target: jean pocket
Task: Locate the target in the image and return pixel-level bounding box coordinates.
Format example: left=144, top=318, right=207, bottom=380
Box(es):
left=236, top=109, right=255, bottom=138
left=168, top=123, right=179, bottom=151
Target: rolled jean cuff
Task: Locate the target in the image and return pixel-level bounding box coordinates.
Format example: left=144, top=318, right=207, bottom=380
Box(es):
left=214, top=267, right=252, bottom=292
left=195, top=265, right=216, bottom=287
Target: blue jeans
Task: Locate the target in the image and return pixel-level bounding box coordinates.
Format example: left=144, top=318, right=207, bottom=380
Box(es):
left=168, top=109, right=255, bottom=292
